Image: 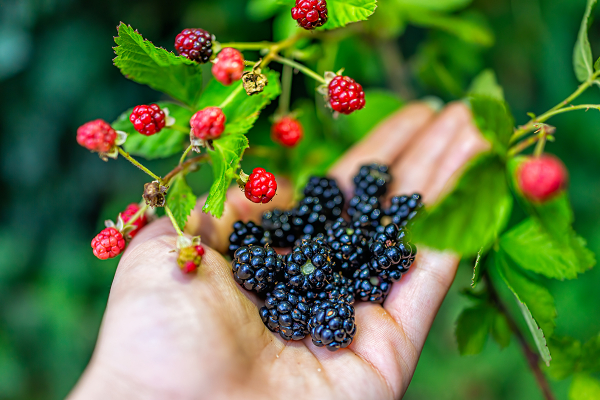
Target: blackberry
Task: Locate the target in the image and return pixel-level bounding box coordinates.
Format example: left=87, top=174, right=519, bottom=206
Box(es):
left=347, top=194, right=383, bottom=232
left=383, top=193, right=423, bottom=227
left=353, top=264, right=392, bottom=303
left=228, top=221, right=271, bottom=258
left=303, top=176, right=345, bottom=218
left=307, top=272, right=354, bottom=305
left=291, top=197, right=330, bottom=236
left=260, top=283, right=311, bottom=340
left=231, top=245, right=283, bottom=294
left=369, top=224, right=416, bottom=281
left=309, top=297, right=356, bottom=351
left=353, top=163, right=391, bottom=199
left=174, top=28, right=214, bottom=63
left=262, top=209, right=296, bottom=248
left=326, top=218, right=369, bottom=276
left=284, top=238, right=335, bottom=292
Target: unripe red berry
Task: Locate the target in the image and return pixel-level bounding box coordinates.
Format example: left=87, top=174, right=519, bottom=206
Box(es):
left=328, top=75, right=366, bottom=115
left=177, top=244, right=205, bottom=273
left=92, top=227, right=126, bottom=260
left=77, top=119, right=117, bottom=153
left=190, top=107, right=226, bottom=140
left=244, top=168, right=277, bottom=204
left=121, top=203, right=148, bottom=238
left=129, top=104, right=166, bottom=136
left=517, top=155, right=568, bottom=202
left=291, top=0, right=328, bottom=30
left=174, top=28, right=213, bottom=63
left=212, top=48, right=245, bottom=86
left=271, top=116, right=303, bottom=147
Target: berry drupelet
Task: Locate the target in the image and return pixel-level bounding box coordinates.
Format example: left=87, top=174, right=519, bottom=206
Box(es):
left=291, top=0, right=328, bottom=30
left=271, top=116, right=303, bottom=147
left=260, top=283, right=311, bottom=340
left=77, top=119, right=117, bottom=153
left=353, top=264, right=392, bottom=303
left=353, top=163, right=392, bottom=199
left=369, top=223, right=416, bottom=282
left=190, top=107, right=226, bottom=140
left=291, top=197, right=330, bottom=236
left=129, top=104, right=166, bottom=136
left=326, top=218, right=369, bottom=276
left=347, top=194, right=383, bottom=232
left=212, top=48, right=245, bottom=86
left=92, top=227, right=126, bottom=260
left=309, top=297, right=356, bottom=351
left=244, top=168, right=277, bottom=204
left=174, top=28, right=214, bottom=63
left=177, top=244, right=205, bottom=273
left=284, top=238, right=335, bottom=292
left=232, top=245, right=284, bottom=294
left=384, top=193, right=423, bottom=227
left=262, top=209, right=296, bottom=248
left=328, top=75, right=365, bottom=115
left=228, top=221, right=271, bottom=259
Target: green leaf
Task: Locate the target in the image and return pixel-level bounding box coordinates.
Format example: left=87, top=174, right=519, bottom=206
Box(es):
left=455, top=305, right=494, bottom=355
left=570, top=374, right=600, bottom=400
left=247, top=0, right=283, bottom=21
left=112, top=102, right=193, bottom=160
left=166, top=175, right=197, bottom=230
left=500, top=218, right=594, bottom=280
left=411, top=152, right=512, bottom=257
left=491, top=311, right=511, bottom=349
left=200, top=71, right=281, bottom=218
left=470, top=95, right=514, bottom=155
left=573, top=0, right=598, bottom=82
left=324, top=0, right=378, bottom=29
left=113, top=23, right=203, bottom=107
left=595, top=56, right=600, bottom=71
left=468, top=69, right=504, bottom=101
left=548, top=337, right=582, bottom=380
left=395, top=0, right=472, bottom=12
left=580, top=334, right=600, bottom=373
left=471, top=248, right=485, bottom=288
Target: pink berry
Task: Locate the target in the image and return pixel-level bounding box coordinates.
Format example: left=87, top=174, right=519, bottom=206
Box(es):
left=244, top=168, right=277, bottom=204
left=291, top=0, right=328, bottom=30
left=517, top=155, right=568, bottom=202
left=129, top=104, right=166, bottom=136
left=328, top=75, right=366, bottom=115
left=271, top=116, right=303, bottom=147
left=92, top=227, right=126, bottom=260
left=77, top=119, right=117, bottom=153
left=177, top=244, right=205, bottom=273
left=174, top=28, right=213, bottom=63
left=121, top=203, right=148, bottom=238
left=190, top=107, right=226, bottom=140
left=212, top=48, right=245, bottom=86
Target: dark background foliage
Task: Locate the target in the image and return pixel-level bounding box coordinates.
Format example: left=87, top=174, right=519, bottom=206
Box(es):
left=1, top=0, right=599, bottom=398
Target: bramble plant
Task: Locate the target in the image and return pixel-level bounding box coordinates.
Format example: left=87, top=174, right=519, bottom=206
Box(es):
left=77, top=0, right=600, bottom=398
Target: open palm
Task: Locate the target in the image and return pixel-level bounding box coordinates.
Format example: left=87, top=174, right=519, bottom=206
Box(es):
left=69, top=102, right=488, bottom=400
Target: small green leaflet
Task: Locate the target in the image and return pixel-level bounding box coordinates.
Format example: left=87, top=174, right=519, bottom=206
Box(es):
left=112, top=102, right=193, bottom=160
left=325, top=0, right=377, bottom=29
left=166, top=174, right=197, bottom=230
left=411, top=152, right=512, bottom=257
left=468, top=69, right=504, bottom=101
left=569, top=374, right=600, bottom=400
left=548, top=337, right=583, bottom=380
left=455, top=305, right=494, bottom=355
left=517, top=301, right=552, bottom=367
left=471, top=248, right=484, bottom=288
left=573, top=0, right=598, bottom=82
left=470, top=95, right=514, bottom=155
left=114, top=23, right=203, bottom=107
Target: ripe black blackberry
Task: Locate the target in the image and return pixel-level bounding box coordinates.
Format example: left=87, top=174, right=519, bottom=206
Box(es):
left=262, top=209, right=296, bottom=248
left=326, top=218, right=369, bottom=276
left=291, top=197, right=330, bottom=236
left=309, top=297, right=356, bottom=351
left=260, top=283, right=311, bottom=340
left=369, top=223, right=416, bottom=281
left=307, top=272, right=354, bottom=305
left=353, top=264, right=392, bottom=303
left=174, top=28, right=214, bottom=63
left=353, top=163, right=391, bottom=199
left=384, top=193, right=423, bottom=227
left=231, top=245, right=283, bottom=294
left=347, top=194, right=383, bottom=232
left=284, top=238, right=335, bottom=292
left=303, top=176, right=344, bottom=218
left=228, top=221, right=271, bottom=258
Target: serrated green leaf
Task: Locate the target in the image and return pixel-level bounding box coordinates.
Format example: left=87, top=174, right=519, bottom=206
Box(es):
left=517, top=301, right=552, bottom=366
left=113, top=23, right=203, bottom=107
left=569, top=374, right=600, bottom=400
left=455, top=305, right=494, bottom=355
left=166, top=175, right=197, bottom=230
left=468, top=69, right=504, bottom=101
left=491, top=311, right=511, bottom=349
left=411, top=152, right=512, bottom=257
left=471, top=248, right=485, bottom=288
left=112, top=102, right=193, bottom=160
left=395, top=0, right=472, bottom=12
left=470, top=95, right=514, bottom=155
left=500, top=218, right=594, bottom=280
left=325, top=0, right=378, bottom=29
left=548, top=337, right=582, bottom=380
left=573, top=0, right=598, bottom=82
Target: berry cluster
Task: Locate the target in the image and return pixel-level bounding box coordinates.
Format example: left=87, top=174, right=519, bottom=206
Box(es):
left=228, top=163, right=423, bottom=351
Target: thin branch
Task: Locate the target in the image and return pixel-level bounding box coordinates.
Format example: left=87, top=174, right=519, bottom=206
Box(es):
left=163, top=154, right=210, bottom=185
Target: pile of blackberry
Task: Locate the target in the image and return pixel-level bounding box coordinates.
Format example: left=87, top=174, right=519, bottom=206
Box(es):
left=228, top=164, right=422, bottom=351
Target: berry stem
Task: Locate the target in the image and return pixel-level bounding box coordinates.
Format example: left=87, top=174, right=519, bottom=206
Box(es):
left=179, top=144, right=194, bottom=166
left=117, top=147, right=163, bottom=183
left=273, top=56, right=326, bottom=84
left=508, top=124, right=555, bottom=157
left=217, top=41, right=274, bottom=50
left=122, top=203, right=149, bottom=229
left=163, top=154, right=210, bottom=185
left=165, top=205, right=184, bottom=236
left=218, top=84, right=244, bottom=109
left=277, top=61, right=293, bottom=117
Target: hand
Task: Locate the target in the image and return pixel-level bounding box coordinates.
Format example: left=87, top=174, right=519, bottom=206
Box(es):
left=69, top=102, right=488, bottom=400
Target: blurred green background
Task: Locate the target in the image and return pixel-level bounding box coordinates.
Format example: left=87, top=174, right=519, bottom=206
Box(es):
left=1, top=0, right=599, bottom=398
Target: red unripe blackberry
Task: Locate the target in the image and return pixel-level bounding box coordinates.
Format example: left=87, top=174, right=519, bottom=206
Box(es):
left=271, top=116, right=303, bottom=147
left=174, top=28, right=213, bottom=63
left=92, top=227, right=126, bottom=260
left=190, top=107, right=226, bottom=140
left=328, top=76, right=365, bottom=115
left=121, top=203, right=148, bottom=238
left=77, top=119, right=117, bottom=153
left=177, top=244, right=205, bottom=274
left=291, top=0, right=328, bottom=30
left=517, top=155, right=568, bottom=202
left=244, top=168, right=277, bottom=204
left=212, top=48, right=245, bottom=86
left=129, top=104, right=166, bottom=136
